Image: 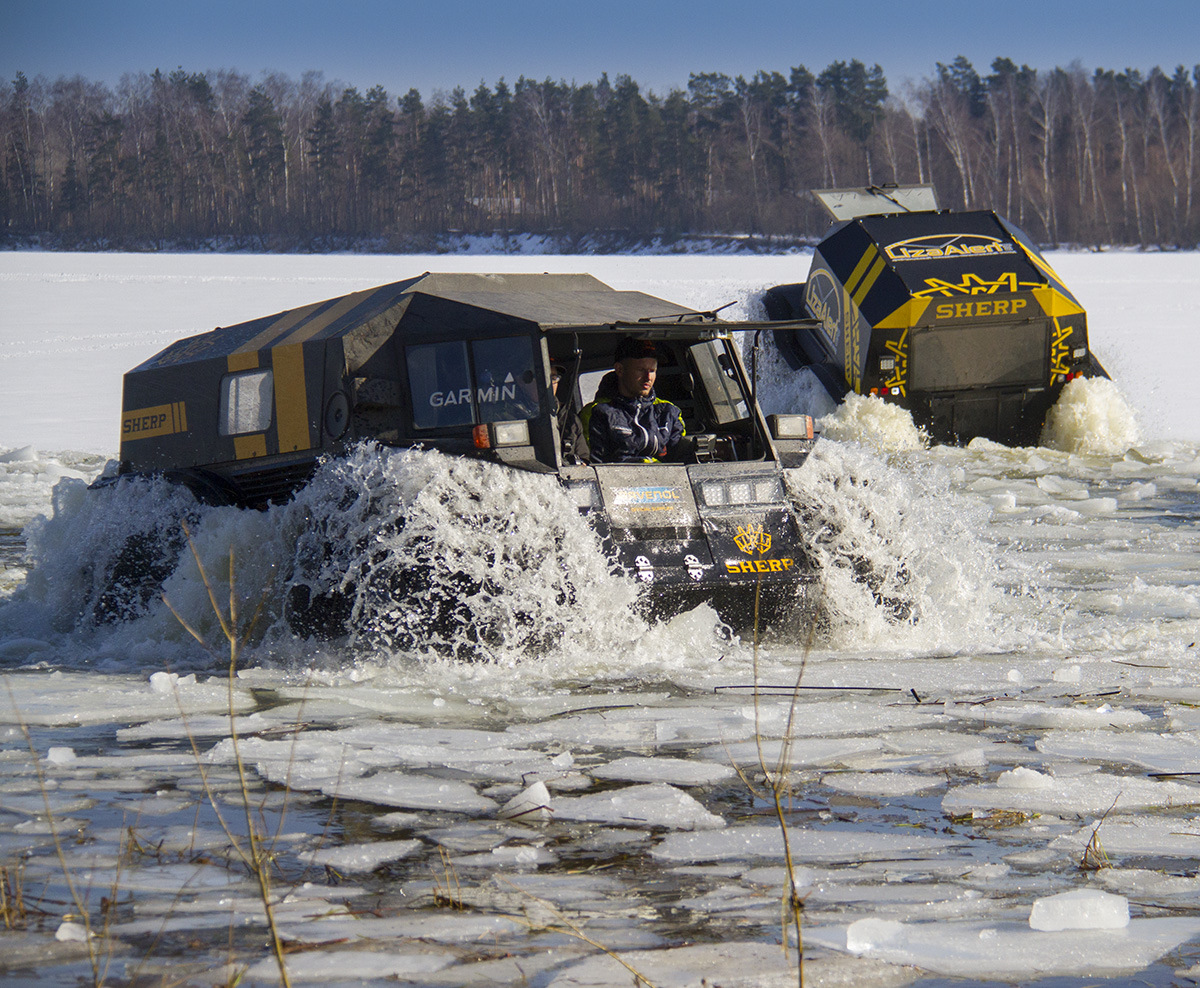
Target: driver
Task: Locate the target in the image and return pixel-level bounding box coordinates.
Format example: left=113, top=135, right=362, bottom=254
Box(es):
left=582, top=337, right=687, bottom=463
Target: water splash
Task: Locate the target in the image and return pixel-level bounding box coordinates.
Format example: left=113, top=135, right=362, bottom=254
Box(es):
left=785, top=441, right=999, bottom=650
left=1041, top=377, right=1141, bottom=455
left=817, top=393, right=927, bottom=450
left=278, top=444, right=646, bottom=664
left=2, top=445, right=648, bottom=669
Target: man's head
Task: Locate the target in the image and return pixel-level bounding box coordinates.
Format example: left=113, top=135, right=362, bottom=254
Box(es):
left=613, top=337, right=658, bottom=400
left=550, top=363, right=565, bottom=395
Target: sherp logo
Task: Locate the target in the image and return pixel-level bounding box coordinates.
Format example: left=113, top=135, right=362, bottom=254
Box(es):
left=884, top=234, right=1017, bottom=262
left=734, top=523, right=771, bottom=555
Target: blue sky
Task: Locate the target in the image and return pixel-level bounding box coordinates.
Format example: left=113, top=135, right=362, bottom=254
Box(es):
left=3, top=0, right=1197, bottom=102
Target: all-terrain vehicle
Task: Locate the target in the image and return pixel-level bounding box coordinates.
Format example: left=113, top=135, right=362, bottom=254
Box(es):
left=764, top=186, right=1109, bottom=445
left=105, top=272, right=819, bottom=638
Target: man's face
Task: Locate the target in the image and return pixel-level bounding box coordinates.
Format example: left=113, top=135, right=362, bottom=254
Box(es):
left=615, top=357, right=657, bottom=399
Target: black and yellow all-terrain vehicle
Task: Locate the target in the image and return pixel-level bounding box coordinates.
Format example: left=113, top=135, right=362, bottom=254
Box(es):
left=108, top=272, right=819, bottom=639
left=764, top=186, right=1108, bottom=445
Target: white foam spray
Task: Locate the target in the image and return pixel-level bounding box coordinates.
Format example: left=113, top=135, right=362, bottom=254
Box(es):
left=1041, top=377, right=1141, bottom=454
left=816, top=393, right=927, bottom=450
left=784, top=440, right=999, bottom=649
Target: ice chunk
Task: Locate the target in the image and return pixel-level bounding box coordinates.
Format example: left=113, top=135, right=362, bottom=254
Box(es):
left=54, top=921, right=91, bottom=942
left=306, top=839, right=421, bottom=873
left=1037, top=728, right=1200, bottom=775
left=811, top=916, right=1200, bottom=979
left=996, top=767, right=1055, bottom=789
left=653, top=824, right=964, bottom=863
left=454, top=845, right=558, bottom=868
left=821, top=771, right=943, bottom=797
left=592, top=755, right=735, bottom=786
left=555, top=783, right=724, bottom=831
left=45, top=746, right=76, bottom=765
left=846, top=917, right=905, bottom=951
left=498, top=780, right=552, bottom=823
left=1029, top=889, right=1129, bottom=931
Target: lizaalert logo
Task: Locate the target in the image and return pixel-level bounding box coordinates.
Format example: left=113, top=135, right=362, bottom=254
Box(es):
left=725, top=522, right=796, bottom=575
left=121, top=402, right=188, bottom=441
left=804, top=267, right=844, bottom=347
left=884, top=233, right=1018, bottom=262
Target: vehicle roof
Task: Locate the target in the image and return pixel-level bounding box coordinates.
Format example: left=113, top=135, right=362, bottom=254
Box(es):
left=133, top=273, right=705, bottom=372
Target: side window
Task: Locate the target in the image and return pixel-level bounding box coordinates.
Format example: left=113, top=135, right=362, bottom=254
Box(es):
left=472, top=336, right=539, bottom=423
left=407, top=341, right=475, bottom=429
left=405, top=336, right=540, bottom=430
left=219, top=369, right=274, bottom=436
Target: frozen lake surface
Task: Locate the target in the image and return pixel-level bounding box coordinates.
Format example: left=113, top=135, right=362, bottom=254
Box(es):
left=3, top=251, right=1200, bottom=986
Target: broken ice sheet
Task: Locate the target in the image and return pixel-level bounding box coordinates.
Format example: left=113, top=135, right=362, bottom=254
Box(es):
left=1048, top=813, right=1200, bottom=861
left=810, top=914, right=1200, bottom=979
left=652, top=824, right=967, bottom=864
left=942, top=770, right=1200, bottom=816
left=942, top=699, right=1150, bottom=730
left=0, top=670, right=256, bottom=726
left=243, top=946, right=457, bottom=982
left=699, top=735, right=882, bottom=769
left=1037, top=727, right=1200, bottom=773
left=591, top=754, right=736, bottom=785
left=553, top=782, right=724, bottom=830
left=821, top=770, right=944, bottom=797
left=304, top=837, right=421, bottom=872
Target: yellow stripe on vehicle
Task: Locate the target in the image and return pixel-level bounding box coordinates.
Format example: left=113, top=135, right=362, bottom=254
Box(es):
left=227, top=351, right=259, bottom=372
left=875, top=297, right=931, bottom=329
left=1031, top=286, right=1084, bottom=318
left=852, top=256, right=886, bottom=306
left=277, top=286, right=378, bottom=347
left=844, top=246, right=878, bottom=296
left=233, top=300, right=326, bottom=355
left=271, top=342, right=311, bottom=452
left=234, top=434, right=267, bottom=459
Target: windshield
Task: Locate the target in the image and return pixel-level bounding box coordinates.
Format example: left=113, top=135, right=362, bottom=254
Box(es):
left=689, top=341, right=749, bottom=425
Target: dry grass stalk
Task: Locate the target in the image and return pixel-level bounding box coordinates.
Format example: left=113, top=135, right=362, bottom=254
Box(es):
left=495, top=875, right=658, bottom=988
left=162, top=523, right=291, bottom=988
left=746, top=572, right=811, bottom=988
left=4, top=677, right=115, bottom=986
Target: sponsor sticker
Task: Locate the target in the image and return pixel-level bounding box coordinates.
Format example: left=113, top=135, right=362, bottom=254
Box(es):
left=611, top=486, right=684, bottom=512
left=121, top=402, right=188, bottom=441
left=884, top=234, right=1018, bottom=263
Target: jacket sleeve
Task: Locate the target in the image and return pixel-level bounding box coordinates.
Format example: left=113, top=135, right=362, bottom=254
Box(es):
left=582, top=401, right=614, bottom=462
left=661, top=400, right=685, bottom=454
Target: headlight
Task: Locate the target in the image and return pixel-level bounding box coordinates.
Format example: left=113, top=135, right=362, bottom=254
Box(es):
left=474, top=420, right=530, bottom=449
left=727, top=481, right=752, bottom=504
left=767, top=414, right=814, bottom=440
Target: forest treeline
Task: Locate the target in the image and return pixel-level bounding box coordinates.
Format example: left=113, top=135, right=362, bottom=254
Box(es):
left=2, top=56, right=1198, bottom=249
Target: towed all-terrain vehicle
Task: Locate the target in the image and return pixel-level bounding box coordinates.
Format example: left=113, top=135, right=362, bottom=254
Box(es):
left=764, top=185, right=1109, bottom=445
left=103, top=272, right=820, bottom=639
